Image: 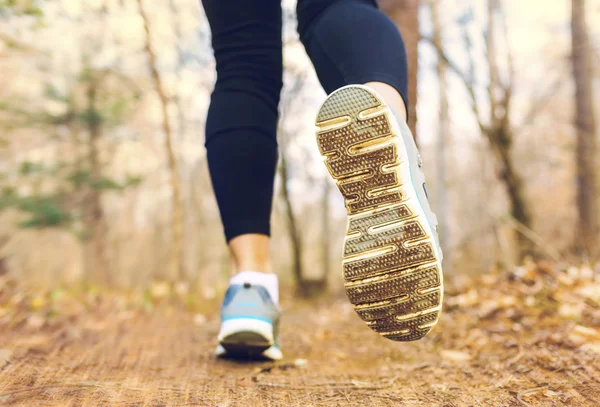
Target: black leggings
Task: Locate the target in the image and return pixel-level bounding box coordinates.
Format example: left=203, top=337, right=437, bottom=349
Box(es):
left=202, top=0, right=409, bottom=242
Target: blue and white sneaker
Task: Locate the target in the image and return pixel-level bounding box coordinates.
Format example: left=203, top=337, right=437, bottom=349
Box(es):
left=315, top=85, right=444, bottom=342
left=215, top=282, right=282, bottom=360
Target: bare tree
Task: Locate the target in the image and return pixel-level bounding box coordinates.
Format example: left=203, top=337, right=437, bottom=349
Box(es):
left=572, top=0, right=598, bottom=257
left=424, top=0, right=534, bottom=260
left=430, top=0, right=451, bottom=272
left=277, top=65, right=331, bottom=297
left=138, top=0, right=184, bottom=281
left=484, top=0, right=533, bottom=259
left=380, top=0, right=420, bottom=138
left=278, top=71, right=306, bottom=296
left=84, top=73, right=110, bottom=284
left=278, top=150, right=303, bottom=291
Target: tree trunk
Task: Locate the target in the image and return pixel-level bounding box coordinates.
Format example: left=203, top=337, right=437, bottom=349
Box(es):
left=379, top=0, right=420, bottom=138
left=169, top=0, right=187, bottom=141
left=492, top=126, right=534, bottom=259
left=486, top=0, right=533, bottom=261
left=85, top=79, right=110, bottom=284
left=279, top=154, right=305, bottom=295
left=425, top=0, right=535, bottom=261
left=572, top=0, right=599, bottom=256
left=138, top=0, right=184, bottom=281
left=430, top=0, right=451, bottom=272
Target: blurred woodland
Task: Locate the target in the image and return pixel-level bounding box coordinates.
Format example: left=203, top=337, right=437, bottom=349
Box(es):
left=0, top=0, right=599, bottom=295
left=1, top=1, right=600, bottom=406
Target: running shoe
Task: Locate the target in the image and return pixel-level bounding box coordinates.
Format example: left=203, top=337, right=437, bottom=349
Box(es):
left=315, top=84, right=443, bottom=341
left=215, top=282, right=282, bottom=360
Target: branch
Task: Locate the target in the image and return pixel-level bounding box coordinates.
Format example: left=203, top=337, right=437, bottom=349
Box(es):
left=486, top=0, right=499, bottom=127
left=137, top=0, right=184, bottom=280
left=497, top=1, right=515, bottom=91
left=278, top=69, right=309, bottom=150
left=421, top=34, right=487, bottom=133
left=0, top=32, right=40, bottom=55
left=504, top=215, right=563, bottom=263
left=515, top=74, right=563, bottom=133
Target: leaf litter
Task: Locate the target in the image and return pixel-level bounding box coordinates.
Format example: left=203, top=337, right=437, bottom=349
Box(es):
left=0, top=262, right=599, bottom=406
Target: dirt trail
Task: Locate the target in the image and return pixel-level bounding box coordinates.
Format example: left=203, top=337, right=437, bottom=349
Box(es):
left=1, top=265, right=600, bottom=406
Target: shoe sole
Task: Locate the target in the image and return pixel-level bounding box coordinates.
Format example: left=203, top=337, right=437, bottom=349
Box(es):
left=315, top=85, right=444, bottom=341
left=218, top=318, right=273, bottom=356
left=220, top=331, right=272, bottom=357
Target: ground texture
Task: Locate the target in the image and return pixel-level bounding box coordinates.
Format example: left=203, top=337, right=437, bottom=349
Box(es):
left=1, top=263, right=600, bottom=406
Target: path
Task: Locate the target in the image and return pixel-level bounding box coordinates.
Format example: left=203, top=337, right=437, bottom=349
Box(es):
left=1, top=264, right=599, bottom=406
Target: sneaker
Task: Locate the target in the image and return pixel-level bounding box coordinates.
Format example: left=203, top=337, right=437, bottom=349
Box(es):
left=215, top=282, right=282, bottom=360
left=315, top=85, right=444, bottom=341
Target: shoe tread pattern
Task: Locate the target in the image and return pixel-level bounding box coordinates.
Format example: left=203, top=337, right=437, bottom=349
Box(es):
left=316, top=86, right=443, bottom=342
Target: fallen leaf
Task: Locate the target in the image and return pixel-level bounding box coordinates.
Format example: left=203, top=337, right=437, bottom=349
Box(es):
left=294, top=358, right=308, bottom=367
left=26, top=314, right=45, bottom=329
left=558, top=303, right=584, bottom=320
left=575, top=284, right=600, bottom=305
left=83, top=320, right=108, bottom=332
left=580, top=266, right=594, bottom=280
left=581, top=342, right=600, bottom=354
left=440, top=350, right=472, bottom=362
left=194, top=314, right=207, bottom=325
left=202, top=287, right=216, bottom=300
left=568, top=325, right=600, bottom=346
left=480, top=274, right=499, bottom=286
left=448, top=289, right=479, bottom=307
left=478, top=301, right=500, bottom=319
left=236, top=377, right=253, bottom=387
left=567, top=266, right=580, bottom=280
left=558, top=272, right=575, bottom=286
left=174, top=282, right=189, bottom=297
left=0, top=349, right=12, bottom=369
left=350, top=379, right=371, bottom=388
left=15, top=335, right=49, bottom=347
left=150, top=281, right=170, bottom=299
left=498, top=295, right=517, bottom=308
left=544, top=390, right=562, bottom=398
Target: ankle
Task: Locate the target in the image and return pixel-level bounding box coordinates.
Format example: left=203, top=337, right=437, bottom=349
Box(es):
left=232, top=263, right=272, bottom=274
left=364, top=82, right=408, bottom=122
left=230, top=271, right=279, bottom=305
left=228, top=233, right=272, bottom=275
